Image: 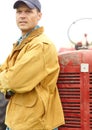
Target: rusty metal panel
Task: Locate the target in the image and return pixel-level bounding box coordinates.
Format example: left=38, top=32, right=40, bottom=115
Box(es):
left=57, top=50, right=92, bottom=130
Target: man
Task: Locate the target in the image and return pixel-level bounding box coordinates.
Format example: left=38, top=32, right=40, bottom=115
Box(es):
left=0, top=0, right=65, bottom=130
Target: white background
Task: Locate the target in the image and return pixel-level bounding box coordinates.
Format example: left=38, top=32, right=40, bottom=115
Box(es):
left=0, top=0, right=92, bottom=63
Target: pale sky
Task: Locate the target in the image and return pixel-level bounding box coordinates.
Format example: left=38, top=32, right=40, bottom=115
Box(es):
left=0, top=0, right=92, bottom=63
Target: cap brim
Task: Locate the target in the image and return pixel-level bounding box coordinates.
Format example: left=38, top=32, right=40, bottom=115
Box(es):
left=13, top=0, right=35, bottom=9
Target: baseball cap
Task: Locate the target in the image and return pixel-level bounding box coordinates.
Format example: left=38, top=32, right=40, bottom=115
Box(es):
left=13, top=0, right=41, bottom=11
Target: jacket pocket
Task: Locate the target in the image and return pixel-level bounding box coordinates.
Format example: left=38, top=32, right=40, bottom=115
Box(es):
left=12, top=89, right=38, bottom=107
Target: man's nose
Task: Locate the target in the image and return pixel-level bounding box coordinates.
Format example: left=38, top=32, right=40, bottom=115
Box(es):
left=20, top=12, right=26, bottom=17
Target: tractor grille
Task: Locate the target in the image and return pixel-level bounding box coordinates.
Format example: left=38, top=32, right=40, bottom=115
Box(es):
left=57, top=72, right=81, bottom=130
left=58, top=71, right=92, bottom=130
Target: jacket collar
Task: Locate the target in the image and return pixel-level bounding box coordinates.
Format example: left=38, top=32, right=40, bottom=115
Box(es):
left=13, top=26, right=44, bottom=51
left=17, top=25, right=40, bottom=45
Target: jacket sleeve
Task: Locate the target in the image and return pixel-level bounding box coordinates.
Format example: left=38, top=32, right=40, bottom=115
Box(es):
left=0, top=42, right=58, bottom=93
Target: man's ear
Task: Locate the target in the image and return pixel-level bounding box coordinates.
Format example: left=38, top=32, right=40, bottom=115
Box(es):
left=37, top=12, right=42, bottom=21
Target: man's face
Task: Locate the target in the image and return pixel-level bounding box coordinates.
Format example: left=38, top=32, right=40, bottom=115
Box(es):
left=16, top=3, right=42, bottom=35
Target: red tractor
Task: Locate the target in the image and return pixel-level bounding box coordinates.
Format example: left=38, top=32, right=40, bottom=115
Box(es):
left=57, top=18, right=92, bottom=130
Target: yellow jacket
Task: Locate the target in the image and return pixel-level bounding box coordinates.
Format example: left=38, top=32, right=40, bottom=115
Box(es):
left=0, top=27, right=65, bottom=130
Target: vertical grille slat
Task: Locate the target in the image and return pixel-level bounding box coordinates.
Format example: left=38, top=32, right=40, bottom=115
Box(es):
left=89, top=73, right=92, bottom=129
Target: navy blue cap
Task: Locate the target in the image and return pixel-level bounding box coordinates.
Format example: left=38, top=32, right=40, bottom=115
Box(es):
left=13, top=0, right=41, bottom=11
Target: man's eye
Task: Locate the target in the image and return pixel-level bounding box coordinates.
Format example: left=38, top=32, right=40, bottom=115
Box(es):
left=26, top=10, right=32, bottom=13
left=16, top=10, right=22, bottom=13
